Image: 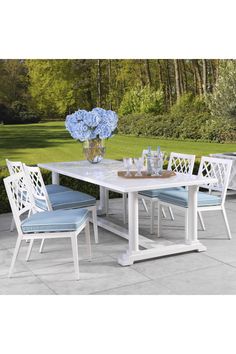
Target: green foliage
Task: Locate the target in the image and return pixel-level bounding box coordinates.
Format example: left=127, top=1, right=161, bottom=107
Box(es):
left=200, top=117, right=236, bottom=142
left=207, top=60, right=236, bottom=120
left=170, top=93, right=208, bottom=116
left=0, top=101, right=39, bottom=124
left=26, top=60, right=77, bottom=118
left=118, top=111, right=235, bottom=142
left=119, top=86, right=164, bottom=115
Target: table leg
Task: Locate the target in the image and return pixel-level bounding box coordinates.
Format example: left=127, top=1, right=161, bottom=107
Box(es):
left=118, top=191, right=139, bottom=265
left=52, top=172, right=60, bottom=185
left=187, top=185, right=205, bottom=250
left=97, top=186, right=107, bottom=216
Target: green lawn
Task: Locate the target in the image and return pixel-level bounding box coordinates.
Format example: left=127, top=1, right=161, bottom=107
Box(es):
left=0, top=121, right=235, bottom=167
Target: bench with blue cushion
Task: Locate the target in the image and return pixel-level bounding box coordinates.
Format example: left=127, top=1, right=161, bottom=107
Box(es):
left=21, top=209, right=89, bottom=234
left=158, top=189, right=221, bottom=208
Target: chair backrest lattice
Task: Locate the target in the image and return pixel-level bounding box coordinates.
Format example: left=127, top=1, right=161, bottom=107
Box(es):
left=23, top=164, right=52, bottom=212
left=198, top=156, right=232, bottom=203
left=168, top=152, right=195, bottom=175
left=4, top=172, right=33, bottom=234
left=6, top=159, right=24, bottom=175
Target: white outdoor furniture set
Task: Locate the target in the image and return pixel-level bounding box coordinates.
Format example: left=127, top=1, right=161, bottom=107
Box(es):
left=4, top=155, right=232, bottom=280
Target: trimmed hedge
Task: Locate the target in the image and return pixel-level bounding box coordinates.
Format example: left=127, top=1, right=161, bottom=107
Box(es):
left=0, top=161, right=200, bottom=215
left=118, top=112, right=236, bottom=142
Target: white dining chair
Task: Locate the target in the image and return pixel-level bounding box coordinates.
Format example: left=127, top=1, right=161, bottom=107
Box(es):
left=139, top=152, right=196, bottom=234
left=23, top=164, right=99, bottom=253
left=6, top=159, right=72, bottom=231
left=4, top=172, right=91, bottom=280
left=157, top=156, right=233, bottom=240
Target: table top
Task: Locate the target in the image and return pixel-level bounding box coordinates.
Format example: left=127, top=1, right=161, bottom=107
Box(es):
left=38, top=159, right=217, bottom=193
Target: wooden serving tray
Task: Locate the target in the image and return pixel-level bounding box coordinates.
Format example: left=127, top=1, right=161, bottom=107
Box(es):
left=117, top=170, right=176, bottom=179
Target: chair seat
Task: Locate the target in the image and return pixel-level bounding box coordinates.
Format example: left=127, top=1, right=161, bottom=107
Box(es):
left=158, top=190, right=221, bottom=208
left=46, top=184, right=72, bottom=194
left=139, top=187, right=184, bottom=198
left=35, top=190, right=96, bottom=211
left=21, top=209, right=89, bottom=234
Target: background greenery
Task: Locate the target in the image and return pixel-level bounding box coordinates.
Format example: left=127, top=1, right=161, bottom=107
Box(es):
left=0, top=59, right=235, bottom=141
left=0, top=59, right=236, bottom=214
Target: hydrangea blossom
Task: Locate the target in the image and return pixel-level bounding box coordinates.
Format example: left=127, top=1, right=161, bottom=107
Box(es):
left=65, top=108, right=118, bottom=142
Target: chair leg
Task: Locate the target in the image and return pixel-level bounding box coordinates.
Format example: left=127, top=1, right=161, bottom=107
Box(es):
left=150, top=201, right=155, bottom=234
left=198, top=211, right=205, bottom=231
left=92, top=208, right=99, bottom=244
left=141, top=198, right=149, bottom=215
left=222, top=207, right=232, bottom=240
left=39, top=239, right=45, bottom=253
left=10, top=217, right=15, bottom=232
left=122, top=193, right=127, bottom=224
left=105, top=188, right=109, bottom=216
left=185, top=209, right=189, bottom=243
left=25, top=239, right=34, bottom=261
left=157, top=202, right=161, bottom=238
left=8, top=235, right=22, bottom=277
left=161, top=207, right=166, bottom=219
left=85, top=222, right=92, bottom=260
left=168, top=206, right=175, bottom=221
left=71, top=235, right=80, bottom=280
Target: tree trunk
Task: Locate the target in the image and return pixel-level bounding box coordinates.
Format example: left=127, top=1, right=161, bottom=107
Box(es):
left=202, top=59, right=207, bottom=96
left=165, top=59, right=172, bottom=107
left=181, top=60, right=188, bottom=92
left=97, top=59, right=101, bottom=106
left=144, top=59, right=152, bottom=86
left=192, top=59, right=203, bottom=95
left=139, top=60, right=146, bottom=87
left=179, top=60, right=184, bottom=94
left=107, top=59, right=112, bottom=109
left=174, top=59, right=181, bottom=101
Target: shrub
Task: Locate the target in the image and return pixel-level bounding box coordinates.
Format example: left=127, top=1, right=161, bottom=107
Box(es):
left=200, top=117, right=236, bottom=142
left=170, top=93, right=208, bottom=116
left=0, top=103, right=14, bottom=124
left=0, top=101, right=40, bottom=124
left=119, top=86, right=164, bottom=116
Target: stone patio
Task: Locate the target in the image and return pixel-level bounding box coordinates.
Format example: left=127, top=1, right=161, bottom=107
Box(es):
left=0, top=196, right=236, bottom=295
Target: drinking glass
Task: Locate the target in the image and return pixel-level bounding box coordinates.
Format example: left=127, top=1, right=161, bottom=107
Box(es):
left=123, top=157, right=133, bottom=176
left=134, top=157, right=143, bottom=176
left=156, top=153, right=164, bottom=175
left=151, top=156, right=159, bottom=175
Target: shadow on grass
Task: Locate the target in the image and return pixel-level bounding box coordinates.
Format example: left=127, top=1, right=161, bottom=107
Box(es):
left=0, top=124, right=72, bottom=150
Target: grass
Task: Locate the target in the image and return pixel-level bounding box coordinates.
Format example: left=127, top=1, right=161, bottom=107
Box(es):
left=0, top=121, right=235, bottom=167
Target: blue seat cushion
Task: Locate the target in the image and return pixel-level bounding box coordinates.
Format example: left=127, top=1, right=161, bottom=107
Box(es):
left=139, top=187, right=184, bottom=198
left=35, top=191, right=96, bottom=211
left=46, top=184, right=72, bottom=194
left=21, top=209, right=89, bottom=234
left=158, top=190, right=221, bottom=208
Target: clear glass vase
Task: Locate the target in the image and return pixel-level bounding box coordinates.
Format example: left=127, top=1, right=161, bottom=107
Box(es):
left=83, top=138, right=105, bottom=164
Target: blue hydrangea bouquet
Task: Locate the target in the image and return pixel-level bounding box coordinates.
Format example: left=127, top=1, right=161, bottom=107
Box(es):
left=65, top=107, right=118, bottom=163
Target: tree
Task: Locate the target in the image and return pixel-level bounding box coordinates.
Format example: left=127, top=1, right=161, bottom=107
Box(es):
left=207, top=60, right=236, bottom=120
left=0, top=60, right=28, bottom=106
left=174, top=59, right=181, bottom=101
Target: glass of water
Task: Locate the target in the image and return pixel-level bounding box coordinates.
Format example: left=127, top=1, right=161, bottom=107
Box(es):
left=123, top=157, right=133, bottom=176
left=134, top=157, right=143, bottom=176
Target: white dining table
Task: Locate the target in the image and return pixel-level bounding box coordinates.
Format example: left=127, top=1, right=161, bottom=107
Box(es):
left=38, top=159, right=217, bottom=266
